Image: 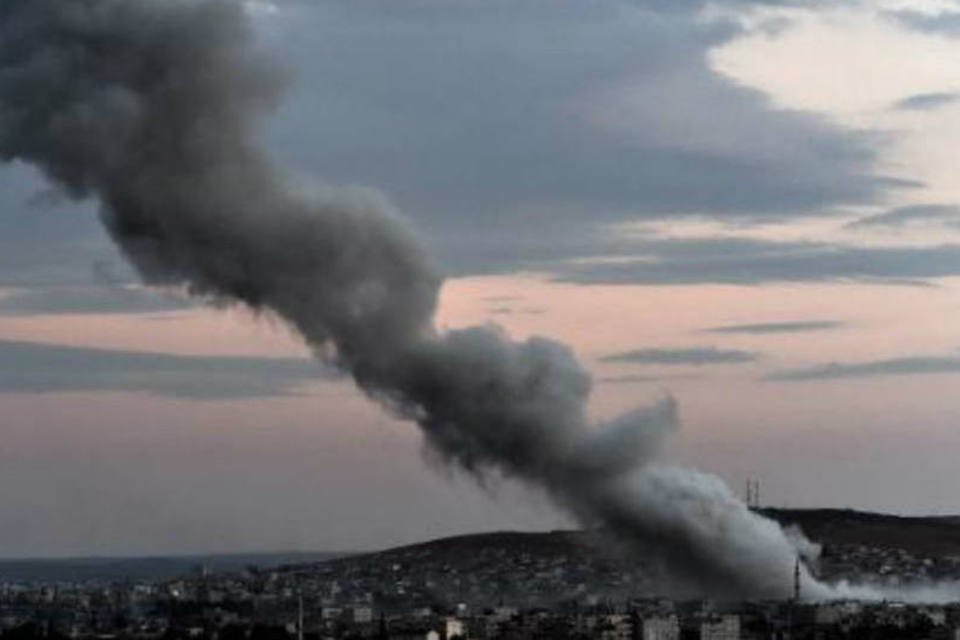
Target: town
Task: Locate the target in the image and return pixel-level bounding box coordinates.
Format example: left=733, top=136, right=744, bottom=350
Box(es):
left=3, top=527, right=960, bottom=640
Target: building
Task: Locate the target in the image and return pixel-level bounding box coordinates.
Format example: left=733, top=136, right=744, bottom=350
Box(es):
left=390, top=627, right=440, bottom=640
left=596, top=613, right=633, bottom=640
left=698, top=614, right=739, bottom=640
left=443, top=616, right=466, bottom=639
left=641, top=614, right=680, bottom=640
left=345, top=605, right=374, bottom=624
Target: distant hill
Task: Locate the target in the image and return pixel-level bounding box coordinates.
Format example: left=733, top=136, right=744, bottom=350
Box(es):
left=0, top=552, right=347, bottom=584
left=326, top=509, right=960, bottom=571
left=354, top=509, right=960, bottom=561
left=370, top=530, right=595, bottom=561
left=760, top=508, right=960, bottom=557
left=6, top=508, right=960, bottom=585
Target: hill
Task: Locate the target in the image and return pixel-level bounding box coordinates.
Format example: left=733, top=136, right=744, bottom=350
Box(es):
left=0, top=552, right=346, bottom=584
left=760, top=508, right=960, bottom=557
left=350, top=509, right=960, bottom=563
left=5, top=508, right=960, bottom=586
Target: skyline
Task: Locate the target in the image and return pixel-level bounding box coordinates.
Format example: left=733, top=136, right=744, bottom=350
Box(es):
left=2, top=0, right=960, bottom=559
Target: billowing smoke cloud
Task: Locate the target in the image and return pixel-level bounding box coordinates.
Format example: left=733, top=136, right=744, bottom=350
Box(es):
left=0, top=0, right=825, bottom=599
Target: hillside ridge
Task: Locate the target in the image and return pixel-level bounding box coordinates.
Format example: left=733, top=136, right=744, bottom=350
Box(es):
left=347, top=507, right=960, bottom=562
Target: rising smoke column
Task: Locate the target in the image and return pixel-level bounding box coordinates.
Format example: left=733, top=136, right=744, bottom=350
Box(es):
left=0, top=0, right=829, bottom=599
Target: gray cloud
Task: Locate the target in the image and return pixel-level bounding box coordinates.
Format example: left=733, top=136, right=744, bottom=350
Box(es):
left=260, top=0, right=900, bottom=277
left=0, top=286, right=190, bottom=316
left=487, top=306, right=545, bottom=316
left=0, top=340, right=332, bottom=399
left=888, top=10, right=960, bottom=36
left=846, top=204, right=960, bottom=229
left=599, top=374, right=662, bottom=384
left=601, top=347, right=758, bottom=365
left=0, top=163, right=178, bottom=315
left=433, top=225, right=960, bottom=286
left=0, top=0, right=920, bottom=300
left=553, top=239, right=960, bottom=286
left=0, top=165, right=122, bottom=288
left=599, top=373, right=703, bottom=384
left=893, top=92, right=960, bottom=111
left=768, top=355, right=960, bottom=381
left=705, top=320, right=844, bottom=334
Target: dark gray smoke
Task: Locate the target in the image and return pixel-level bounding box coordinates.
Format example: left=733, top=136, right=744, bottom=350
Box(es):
left=0, top=0, right=826, bottom=599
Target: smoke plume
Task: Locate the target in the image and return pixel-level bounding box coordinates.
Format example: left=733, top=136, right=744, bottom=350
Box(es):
left=0, top=0, right=827, bottom=599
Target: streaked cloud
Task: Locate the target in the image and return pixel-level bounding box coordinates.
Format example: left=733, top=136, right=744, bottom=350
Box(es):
left=768, top=354, right=960, bottom=381
left=0, top=286, right=190, bottom=316
left=0, top=0, right=924, bottom=296
left=0, top=166, right=118, bottom=288
left=244, top=0, right=278, bottom=16
left=893, top=92, right=960, bottom=111
left=0, top=340, right=334, bottom=399
left=598, top=373, right=703, bottom=384
left=846, top=204, right=960, bottom=229
left=598, top=374, right=663, bottom=384
left=888, top=9, right=960, bottom=36
left=553, top=239, right=960, bottom=286
left=262, top=0, right=896, bottom=279
left=600, top=346, right=758, bottom=365
left=704, top=320, right=844, bottom=334
left=487, top=305, right=545, bottom=316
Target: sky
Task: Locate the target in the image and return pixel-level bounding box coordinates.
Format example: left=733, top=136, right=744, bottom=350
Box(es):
left=3, top=0, right=960, bottom=558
